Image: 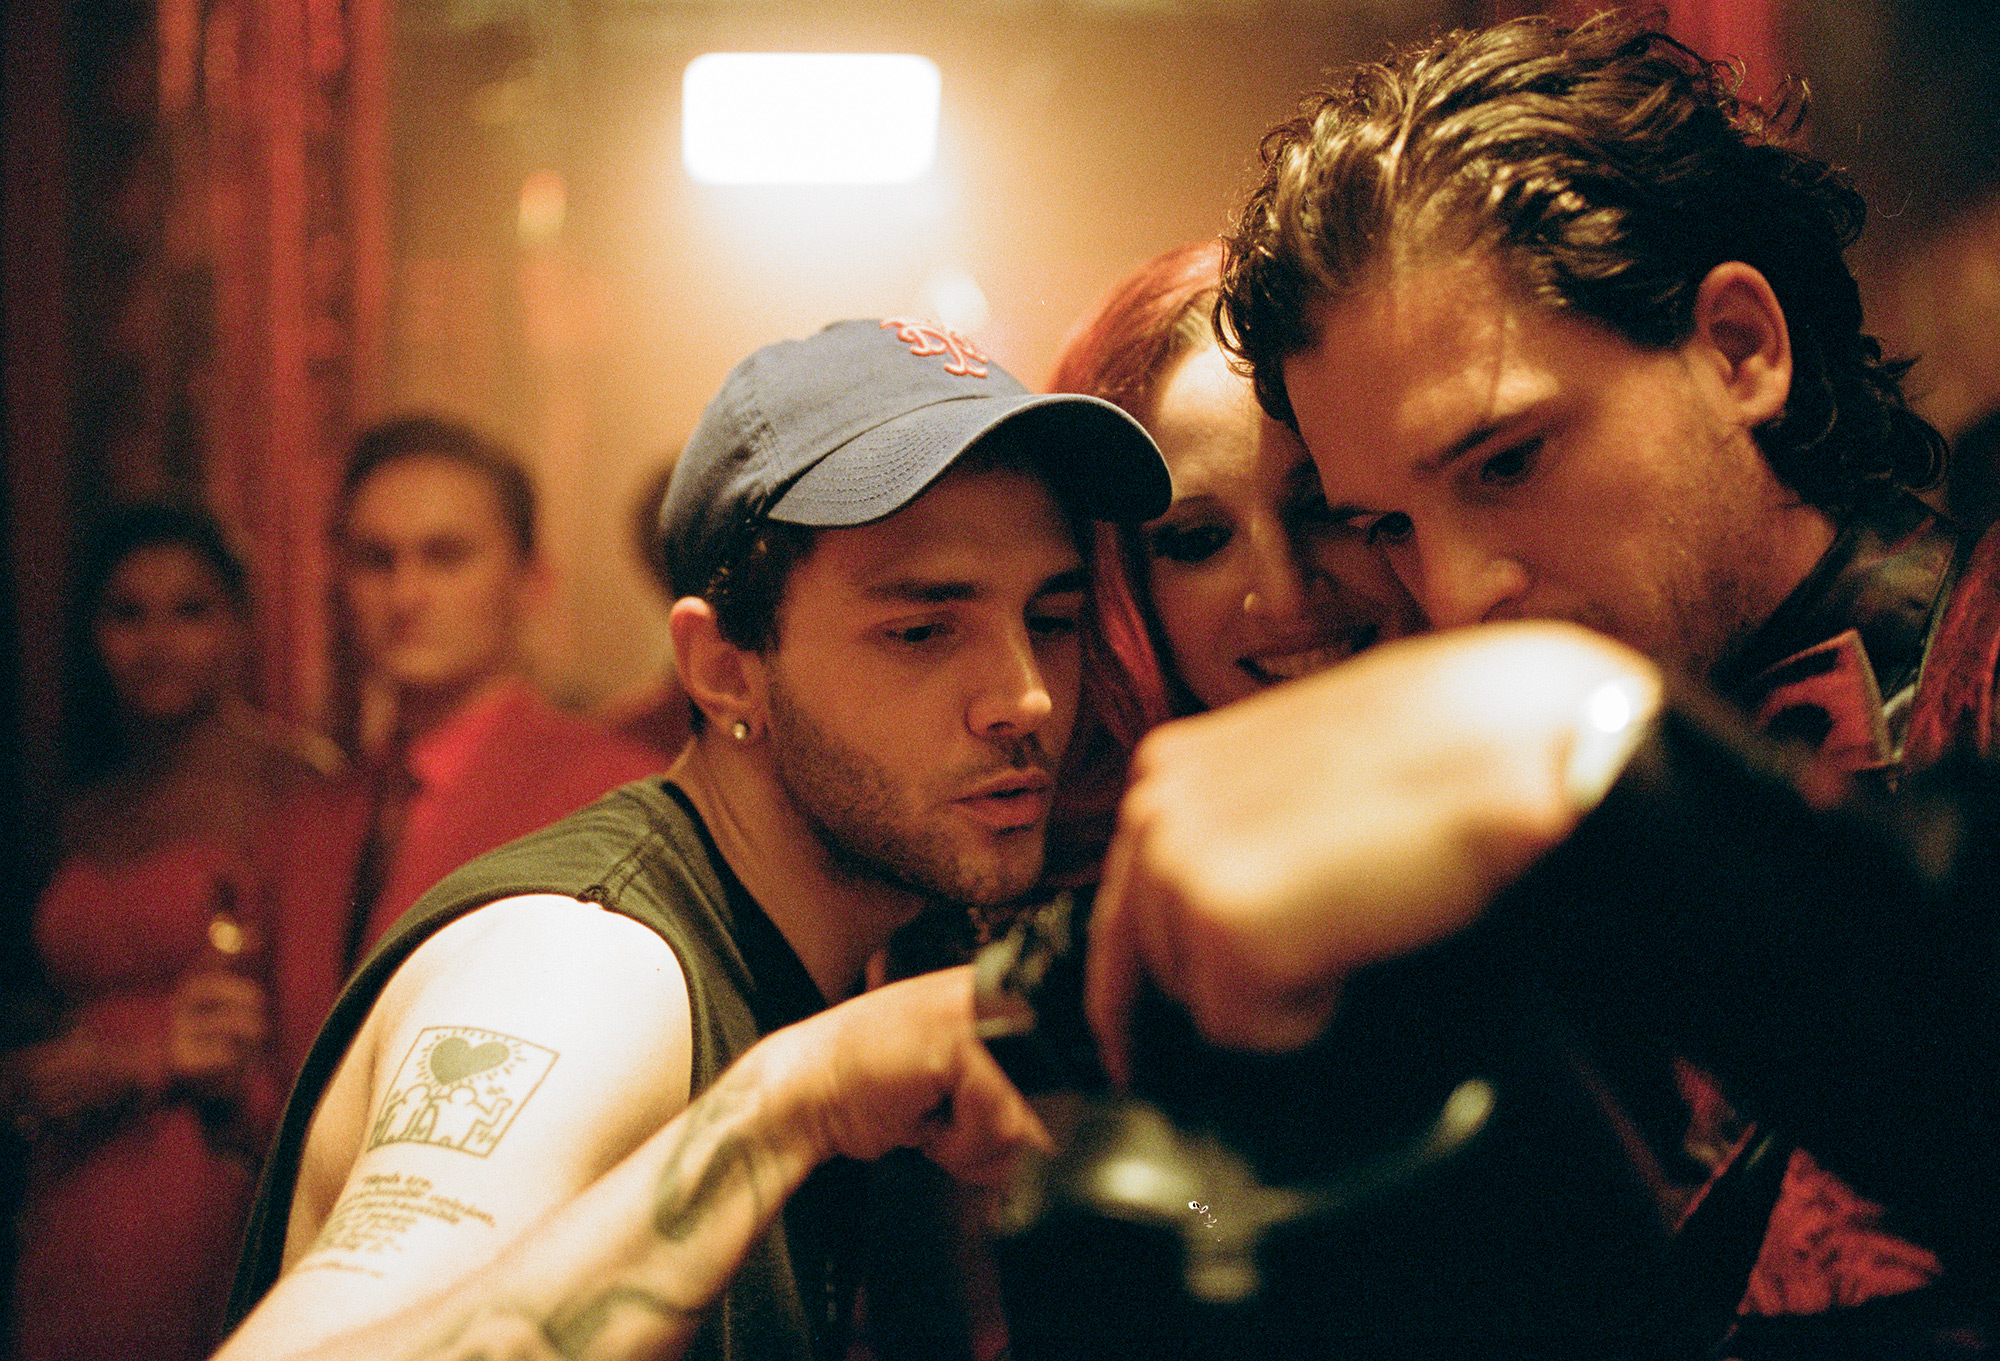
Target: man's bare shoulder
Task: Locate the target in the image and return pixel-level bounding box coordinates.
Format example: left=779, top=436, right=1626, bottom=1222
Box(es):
left=381, top=894, right=688, bottom=1007
left=244, top=894, right=694, bottom=1359
left=345, top=894, right=694, bottom=1191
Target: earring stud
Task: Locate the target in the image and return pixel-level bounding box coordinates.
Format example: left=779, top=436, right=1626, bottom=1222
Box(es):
left=730, top=719, right=750, bottom=742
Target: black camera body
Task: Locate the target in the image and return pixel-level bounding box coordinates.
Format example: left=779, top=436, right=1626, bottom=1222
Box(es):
left=973, top=895, right=1678, bottom=1360
left=968, top=699, right=2000, bottom=1359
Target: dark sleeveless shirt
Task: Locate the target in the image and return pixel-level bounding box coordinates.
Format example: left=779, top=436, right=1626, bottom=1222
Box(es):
left=229, top=778, right=860, bottom=1361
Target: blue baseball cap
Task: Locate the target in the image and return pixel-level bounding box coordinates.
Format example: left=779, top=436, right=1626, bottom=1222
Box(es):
left=660, top=318, right=1171, bottom=597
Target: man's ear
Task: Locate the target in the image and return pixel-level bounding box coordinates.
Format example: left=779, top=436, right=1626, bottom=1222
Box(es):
left=1690, top=261, right=1792, bottom=429
left=669, top=596, right=765, bottom=732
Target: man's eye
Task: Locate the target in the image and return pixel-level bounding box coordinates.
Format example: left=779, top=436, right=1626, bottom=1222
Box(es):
left=1364, top=512, right=1414, bottom=547
left=888, top=621, right=950, bottom=646
left=1029, top=612, right=1080, bottom=638
left=1288, top=493, right=1374, bottom=545
left=1147, top=522, right=1231, bottom=565
left=1478, top=439, right=1539, bottom=486
left=1284, top=490, right=1342, bottom=530
left=424, top=541, right=474, bottom=570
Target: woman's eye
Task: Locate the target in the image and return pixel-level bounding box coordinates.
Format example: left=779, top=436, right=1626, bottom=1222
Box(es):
left=1478, top=439, right=1539, bottom=486
left=1148, top=522, right=1231, bottom=565
left=1364, top=512, right=1414, bottom=547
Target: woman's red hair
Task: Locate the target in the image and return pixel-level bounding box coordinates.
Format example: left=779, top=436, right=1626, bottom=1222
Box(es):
left=1043, top=239, right=1226, bottom=884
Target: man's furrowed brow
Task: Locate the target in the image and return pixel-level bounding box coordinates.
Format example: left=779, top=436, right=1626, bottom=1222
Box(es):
left=1322, top=419, right=1518, bottom=521
left=864, top=579, right=981, bottom=605
left=861, top=564, right=1086, bottom=605
left=1414, top=422, right=1504, bottom=478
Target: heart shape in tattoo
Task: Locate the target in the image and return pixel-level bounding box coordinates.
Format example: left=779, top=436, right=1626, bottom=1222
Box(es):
left=429, top=1037, right=510, bottom=1085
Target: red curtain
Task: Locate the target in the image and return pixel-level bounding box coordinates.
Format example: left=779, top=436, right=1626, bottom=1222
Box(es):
left=192, top=0, right=392, bottom=732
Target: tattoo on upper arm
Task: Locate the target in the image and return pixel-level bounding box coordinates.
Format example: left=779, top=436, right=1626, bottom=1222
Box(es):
left=368, top=1027, right=558, bottom=1157
left=307, top=1172, right=497, bottom=1266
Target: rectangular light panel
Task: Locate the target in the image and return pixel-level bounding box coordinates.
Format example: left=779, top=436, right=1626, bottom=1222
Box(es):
left=683, top=53, right=941, bottom=186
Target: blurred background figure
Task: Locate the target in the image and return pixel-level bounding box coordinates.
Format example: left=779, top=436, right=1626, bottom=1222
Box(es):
left=591, top=457, right=693, bottom=762
left=1044, top=238, right=1421, bottom=881
left=0, top=502, right=337, bottom=1361
left=265, top=414, right=661, bottom=1075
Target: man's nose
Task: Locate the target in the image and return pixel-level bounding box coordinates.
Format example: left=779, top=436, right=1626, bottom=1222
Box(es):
left=1398, top=525, right=1529, bottom=630
left=968, top=630, right=1055, bottom=737
left=129, top=622, right=174, bottom=661
left=384, top=558, right=428, bottom=609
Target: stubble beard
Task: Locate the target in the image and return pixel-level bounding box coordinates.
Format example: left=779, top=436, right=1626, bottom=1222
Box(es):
left=764, top=675, right=1048, bottom=911
left=1651, top=423, right=1813, bottom=683
left=1639, top=518, right=1787, bottom=685
left=1549, top=580, right=1761, bottom=689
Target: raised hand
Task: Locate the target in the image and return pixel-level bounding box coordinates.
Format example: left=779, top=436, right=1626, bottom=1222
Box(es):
left=764, top=965, right=1051, bottom=1183
left=1086, top=621, right=1660, bottom=1083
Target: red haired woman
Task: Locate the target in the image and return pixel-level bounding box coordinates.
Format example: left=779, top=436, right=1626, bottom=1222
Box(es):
left=1046, top=240, right=1419, bottom=880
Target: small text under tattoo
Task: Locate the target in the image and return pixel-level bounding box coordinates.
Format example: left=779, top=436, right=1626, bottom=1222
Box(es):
left=307, top=1171, right=499, bottom=1266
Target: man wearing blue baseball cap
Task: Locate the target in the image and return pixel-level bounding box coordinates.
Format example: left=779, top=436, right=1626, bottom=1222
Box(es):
left=215, top=319, right=1170, bottom=1361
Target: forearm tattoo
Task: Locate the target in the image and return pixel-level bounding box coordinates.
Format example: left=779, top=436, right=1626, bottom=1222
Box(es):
left=650, top=1066, right=767, bottom=1242
left=391, top=1069, right=784, bottom=1361
left=369, top=1027, right=557, bottom=1157
left=543, top=1284, right=704, bottom=1357
left=413, top=1286, right=703, bottom=1361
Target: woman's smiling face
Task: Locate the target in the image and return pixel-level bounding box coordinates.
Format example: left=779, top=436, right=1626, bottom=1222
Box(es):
left=1140, top=343, right=1419, bottom=711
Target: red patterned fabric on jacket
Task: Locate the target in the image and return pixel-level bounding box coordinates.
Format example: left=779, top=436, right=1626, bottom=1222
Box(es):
left=1702, top=498, right=1999, bottom=1344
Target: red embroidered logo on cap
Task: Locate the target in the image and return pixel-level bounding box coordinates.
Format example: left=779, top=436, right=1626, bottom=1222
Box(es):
left=881, top=318, right=989, bottom=378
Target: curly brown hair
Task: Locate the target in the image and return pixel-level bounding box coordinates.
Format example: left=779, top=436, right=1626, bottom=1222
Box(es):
left=1218, top=11, right=1944, bottom=520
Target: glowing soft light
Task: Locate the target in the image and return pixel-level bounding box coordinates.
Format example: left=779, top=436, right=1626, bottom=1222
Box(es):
left=924, top=265, right=990, bottom=334
left=517, top=170, right=567, bottom=243
left=1583, top=680, right=1635, bottom=734
left=683, top=53, right=941, bottom=185
left=1565, top=677, right=1656, bottom=810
